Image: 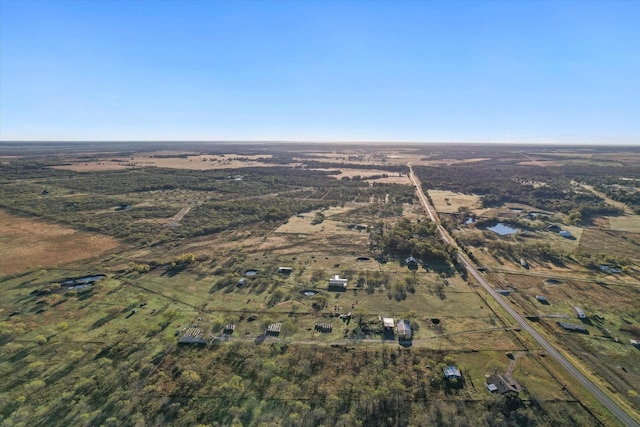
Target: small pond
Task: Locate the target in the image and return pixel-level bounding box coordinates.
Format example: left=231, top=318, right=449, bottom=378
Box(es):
left=487, top=223, right=519, bottom=235
left=62, top=274, right=106, bottom=286
left=544, top=279, right=562, bottom=285
left=465, top=218, right=476, bottom=225
left=245, top=269, right=258, bottom=277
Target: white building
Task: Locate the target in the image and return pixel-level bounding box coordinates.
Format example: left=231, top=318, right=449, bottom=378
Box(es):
left=328, top=274, right=347, bottom=290
left=382, top=317, right=395, bottom=329
left=573, top=306, right=586, bottom=319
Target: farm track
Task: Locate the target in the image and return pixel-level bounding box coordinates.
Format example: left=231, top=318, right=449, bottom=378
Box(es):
left=165, top=206, right=191, bottom=227
left=408, top=163, right=640, bottom=427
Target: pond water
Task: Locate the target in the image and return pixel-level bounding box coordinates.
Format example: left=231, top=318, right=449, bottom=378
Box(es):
left=487, top=223, right=519, bottom=235
left=544, top=279, right=562, bottom=285
left=62, top=275, right=106, bottom=286
left=245, top=270, right=258, bottom=277
left=465, top=218, right=476, bottom=225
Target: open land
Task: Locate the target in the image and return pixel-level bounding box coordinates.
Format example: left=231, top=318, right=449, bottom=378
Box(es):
left=0, top=142, right=639, bottom=426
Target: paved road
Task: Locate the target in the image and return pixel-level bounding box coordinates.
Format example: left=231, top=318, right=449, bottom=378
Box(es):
left=408, top=164, right=639, bottom=427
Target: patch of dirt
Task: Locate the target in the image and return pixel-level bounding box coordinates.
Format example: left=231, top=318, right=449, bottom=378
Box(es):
left=0, top=210, right=124, bottom=275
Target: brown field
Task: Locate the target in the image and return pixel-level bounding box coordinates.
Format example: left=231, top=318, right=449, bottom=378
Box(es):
left=0, top=210, right=123, bottom=275
left=419, top=157, right=492, bottom=166
left=428, top=190, right=483, bottom=213
left=311, top=168, right=411, bottom=184
left=51, top=153, right=277, bottom=171
left=608, top=215, right=640, bottom=232
left=519, top=159, right=624, bottom=167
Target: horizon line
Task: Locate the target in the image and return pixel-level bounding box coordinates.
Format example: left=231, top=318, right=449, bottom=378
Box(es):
left=2, top=139, right=639, bottom=147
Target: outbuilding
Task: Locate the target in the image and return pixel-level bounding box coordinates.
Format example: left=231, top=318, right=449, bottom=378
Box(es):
left=573, top=306, right=586, bottom=319
left=444, top=366, right=462, bottom=380
left=397, top=319, right=412, bottom=339
left=277, top=267, right=292, bottom=274
left=406, top=257, right=419, bottom=269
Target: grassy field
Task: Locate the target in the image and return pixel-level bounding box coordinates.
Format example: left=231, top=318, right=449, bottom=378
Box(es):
left=428, top=190, right=483, bottom=214
left=608, top=214, right=640, bottom=232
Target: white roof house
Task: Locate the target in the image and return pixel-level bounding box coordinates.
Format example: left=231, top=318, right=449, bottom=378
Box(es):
left=382, top=317, right=395, bottom=329
left=328, top=274, right=347, bottom=289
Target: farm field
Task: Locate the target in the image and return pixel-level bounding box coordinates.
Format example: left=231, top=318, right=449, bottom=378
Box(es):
left=0, top=142, right=639, bottom=426
left=428, top=189, right=483, bottom=214
left=0, top=209, right=123, bottom=275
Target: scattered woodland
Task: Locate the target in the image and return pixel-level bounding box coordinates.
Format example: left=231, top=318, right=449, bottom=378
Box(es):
left=1, top=143, right=639, bottom=427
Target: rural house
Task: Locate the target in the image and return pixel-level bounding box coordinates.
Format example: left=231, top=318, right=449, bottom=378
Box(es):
left=486, top=374, right=519, bottom=395
left=382, top=317, right=395, bottom=330
left=328, top=274, right=347, bottom=290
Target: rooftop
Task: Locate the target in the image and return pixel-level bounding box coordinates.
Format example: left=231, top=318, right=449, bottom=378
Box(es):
left=444, top=366, right=462, bottom=379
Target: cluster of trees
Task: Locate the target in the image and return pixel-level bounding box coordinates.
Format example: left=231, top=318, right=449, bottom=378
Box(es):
left=175, top=198, right=330, bottom=239
left=373, top=218, right=456, bottom=265
left=572, top=250, right=632, bottom=272
left=413, top=162, right=624, bottom=218
left=593, top=183, right=640, bottom=214
left=0, top=336, right=599, bottom=426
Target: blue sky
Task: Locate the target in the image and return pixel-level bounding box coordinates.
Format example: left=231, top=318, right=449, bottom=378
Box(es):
left=1, top=0, right=638, bottom=143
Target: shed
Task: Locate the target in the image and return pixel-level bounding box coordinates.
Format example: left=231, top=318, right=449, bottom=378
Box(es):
left=397, top=319, right=412, bottom=339
left=277, top=267, right=292, bottom=274
left=573, top=306, right=586, bottom=319
left=557, top=322, right=588, bottom=333
left=444, top=366, right=462, bottom=380
left=406, top=257, right=419, bottom=269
